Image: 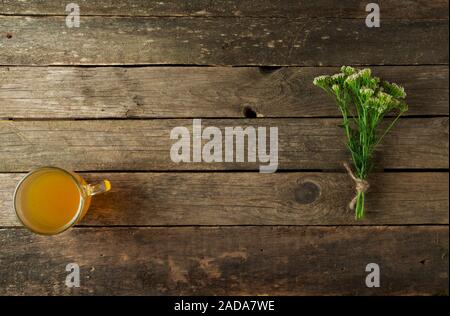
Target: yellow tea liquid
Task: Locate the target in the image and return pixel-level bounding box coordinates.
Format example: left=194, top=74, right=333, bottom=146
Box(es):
left=15, top=168, right=90, bottom=234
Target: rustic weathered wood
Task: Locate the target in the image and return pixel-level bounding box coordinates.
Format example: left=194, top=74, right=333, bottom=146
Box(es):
left=0, top=66, right=447, bottom=118
left=0, top=226, right=447, bottom=295
left=1, top=0, right=448, bottom=19
left=0, top=172, right=448, bottom=226
left=0, top=0, right=447, bottom=298
left=1, top=17, right=448, bottom=66
left=0, top=118, right=447, bottom=171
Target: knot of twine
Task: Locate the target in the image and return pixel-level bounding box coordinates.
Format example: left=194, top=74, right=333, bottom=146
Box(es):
left=343, top=162, right=370, bottom=210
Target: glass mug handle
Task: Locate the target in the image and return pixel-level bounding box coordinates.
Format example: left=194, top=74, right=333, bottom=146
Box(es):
left=76, top=176, right=111, bottom=222
left=86, top=180, right=111, bottom=196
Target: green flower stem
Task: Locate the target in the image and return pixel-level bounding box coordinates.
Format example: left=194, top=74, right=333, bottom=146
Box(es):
left=373, top=111, right=404, bottom=149
left=355, top=192, right=365, bottom=219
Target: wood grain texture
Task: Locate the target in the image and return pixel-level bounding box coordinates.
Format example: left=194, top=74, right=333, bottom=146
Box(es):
left=1, top=172, right=448, bottom=226
left=0, top=118, right=447, bottom=172
left=1, top=0, right=448, bottom=19
left=0, top=226, right=447, bottom=295
left=0, top=66, right=447, bottom=118
left=0, top=0, right=447, bottom=298
left=1, top=16, right=448, bottom=66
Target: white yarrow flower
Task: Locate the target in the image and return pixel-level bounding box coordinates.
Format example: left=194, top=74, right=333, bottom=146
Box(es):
left=313, top=75, right=329, bottom=86
left=360, top=87, right=374, bottom=97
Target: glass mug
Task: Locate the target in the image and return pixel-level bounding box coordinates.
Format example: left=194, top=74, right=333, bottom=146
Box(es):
left=14, top=167, right=111, bottom=235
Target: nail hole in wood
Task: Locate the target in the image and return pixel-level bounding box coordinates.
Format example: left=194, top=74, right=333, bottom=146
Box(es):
left=295, top=181, right=321, bottom=204
left=243, top=106, right=257, bottom=118
left=6, top=33, right=13, bottom=39
left=259, top=66, right=282, bottom=74
left=419, top=259, right=429, bottom=265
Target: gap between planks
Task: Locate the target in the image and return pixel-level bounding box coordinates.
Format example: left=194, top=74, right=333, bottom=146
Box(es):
left=1, top=0, right=448, bottom=19
left=1, top=224, right=449, bottom=229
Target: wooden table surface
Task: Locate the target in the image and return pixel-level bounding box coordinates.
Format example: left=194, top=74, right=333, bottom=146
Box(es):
left=0, top=0, right=448, bottom=295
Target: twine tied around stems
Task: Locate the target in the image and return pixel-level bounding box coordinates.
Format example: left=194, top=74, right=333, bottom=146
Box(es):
left=343, top=162, right=370, bottom=210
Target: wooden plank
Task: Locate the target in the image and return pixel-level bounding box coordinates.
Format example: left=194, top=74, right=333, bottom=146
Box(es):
left=0, top=118, right=447, bottom=171
left=0, top=226, right=447, bottom=295
left=1, top=17, right=448, bottom=66
left=0, top=66, right=447, bottom=118
left=0, top=172, right=448, bottom=226
left=1, top=0, right=448, bottom=19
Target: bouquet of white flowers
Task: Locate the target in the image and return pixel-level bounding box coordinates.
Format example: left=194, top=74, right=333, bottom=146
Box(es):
left=313, top=66, right=408, bottom=219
